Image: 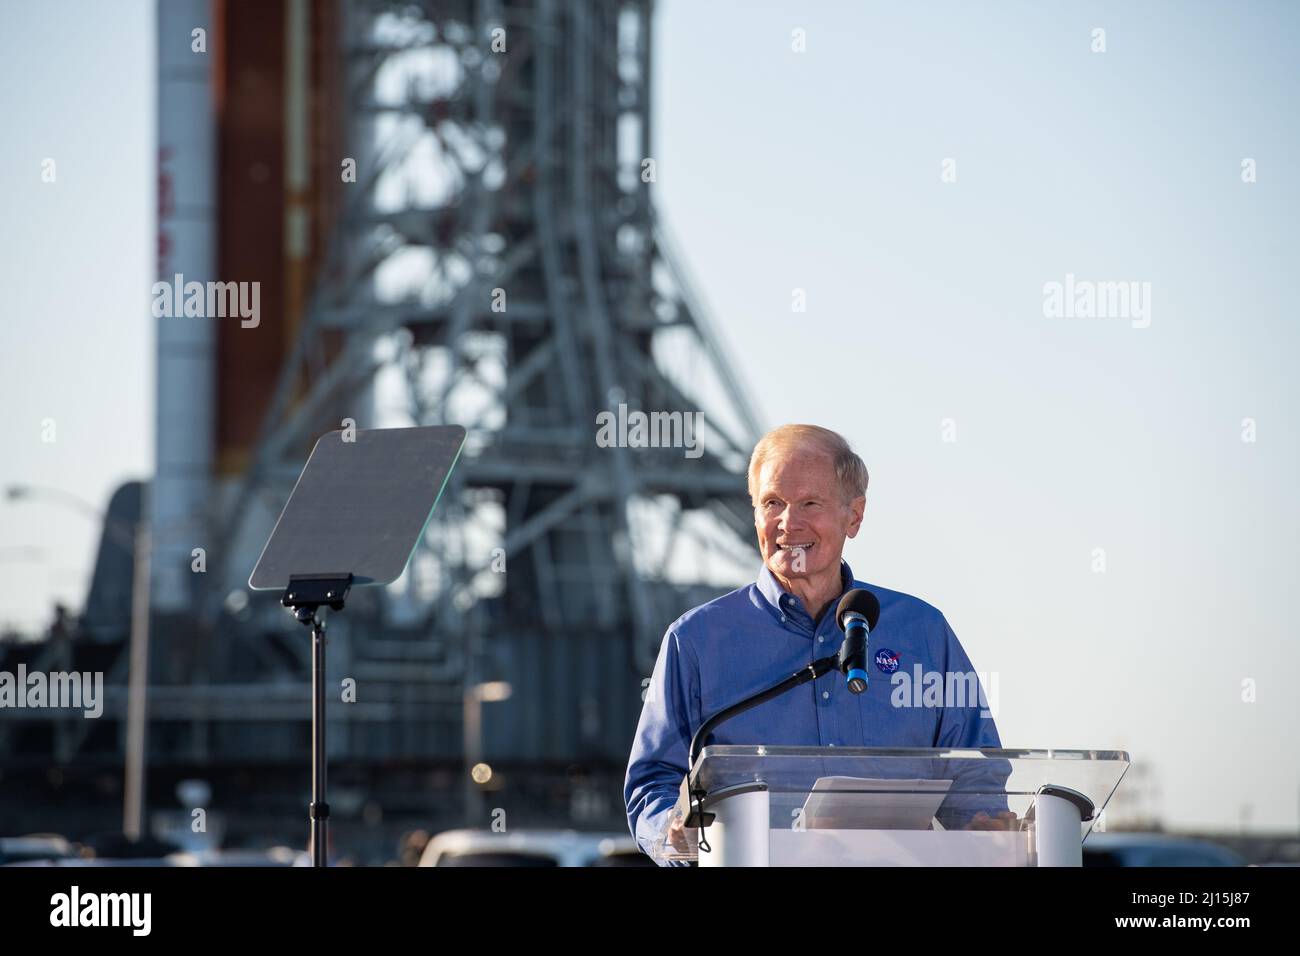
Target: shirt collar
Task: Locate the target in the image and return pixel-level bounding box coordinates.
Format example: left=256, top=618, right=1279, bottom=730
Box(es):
left=756, top=558, right=856, bottom=621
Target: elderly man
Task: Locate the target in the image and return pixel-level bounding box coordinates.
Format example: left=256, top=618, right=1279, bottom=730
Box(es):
left=623, top=424, right=1009, bottom=864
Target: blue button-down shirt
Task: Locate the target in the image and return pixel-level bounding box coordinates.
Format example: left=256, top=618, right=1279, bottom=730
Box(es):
left=624, top=560, right=1005, bottom=863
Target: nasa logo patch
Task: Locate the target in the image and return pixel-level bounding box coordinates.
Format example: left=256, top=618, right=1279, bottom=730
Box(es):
left=874, top=648, right=900, bottom=674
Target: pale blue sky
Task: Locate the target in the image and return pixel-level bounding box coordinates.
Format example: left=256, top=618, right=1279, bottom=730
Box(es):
left=1, top=0, right=1297, bottom=833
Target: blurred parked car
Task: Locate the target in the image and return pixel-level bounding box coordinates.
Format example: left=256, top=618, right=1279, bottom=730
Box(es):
left=1083, top=832, right=1245, bottom=867
left=418, top=829, right=653, bottom=867
left=0, top=834, right=76, bottom=865
left=6, top=856, right=182, bottom=866
left=166, top=847, right=310, bottom=866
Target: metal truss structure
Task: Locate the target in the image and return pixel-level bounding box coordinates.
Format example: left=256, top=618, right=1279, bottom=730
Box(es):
left=5, top=3, right=766, bottom=830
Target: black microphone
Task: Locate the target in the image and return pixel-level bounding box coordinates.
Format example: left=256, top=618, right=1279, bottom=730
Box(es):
left=836, top=588, right=881, bottom=694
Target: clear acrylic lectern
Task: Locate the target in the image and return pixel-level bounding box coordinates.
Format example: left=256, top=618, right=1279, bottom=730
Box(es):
left=654, top=746, right=1129, bottom=867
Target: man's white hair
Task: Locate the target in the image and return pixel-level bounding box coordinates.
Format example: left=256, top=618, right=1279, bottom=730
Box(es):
left=747, top=424, right=869, bottom=505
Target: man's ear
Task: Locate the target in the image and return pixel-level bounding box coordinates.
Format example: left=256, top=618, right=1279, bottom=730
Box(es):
left=845, top=495, right=866, bottom=538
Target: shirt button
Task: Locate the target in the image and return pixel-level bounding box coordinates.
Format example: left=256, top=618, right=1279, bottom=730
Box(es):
left=780, top=615, right=787, bottom=624
left=817, top=635, right=824, bottom=643
left=821, top=691, right=829, bottom=700
left=829, top=743, right=836, bottom=748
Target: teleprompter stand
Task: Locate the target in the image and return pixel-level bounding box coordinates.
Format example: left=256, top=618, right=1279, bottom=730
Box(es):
left=249, top=425, right=466, bottom=866
left=282, top=573, right=352, bottom=868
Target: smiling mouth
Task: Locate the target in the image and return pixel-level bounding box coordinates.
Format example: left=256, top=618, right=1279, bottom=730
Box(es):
left=777, top=542, right=815, bottom=553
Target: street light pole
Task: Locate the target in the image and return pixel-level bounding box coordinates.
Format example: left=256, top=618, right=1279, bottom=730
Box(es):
left=5, top=483, right=154, bottom=841
left=463, top=680, right=512, bottom=828
left=123, top=520, right=152, bottom=840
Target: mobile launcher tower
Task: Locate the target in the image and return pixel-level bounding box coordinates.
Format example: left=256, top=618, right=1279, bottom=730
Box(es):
left=145, top=0, right=764, bottom=846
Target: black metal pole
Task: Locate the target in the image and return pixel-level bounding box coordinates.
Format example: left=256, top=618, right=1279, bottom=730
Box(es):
left=310, top=614, right=329, bottom=867
left=283, top=574, right=350, bottom=867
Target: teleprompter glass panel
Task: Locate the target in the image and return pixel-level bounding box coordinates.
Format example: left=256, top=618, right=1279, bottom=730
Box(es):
left=249, top=425, right=466, bottom=590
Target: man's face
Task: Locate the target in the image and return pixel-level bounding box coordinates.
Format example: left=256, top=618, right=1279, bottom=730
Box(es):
left=753, top=448, right=865, bottom=584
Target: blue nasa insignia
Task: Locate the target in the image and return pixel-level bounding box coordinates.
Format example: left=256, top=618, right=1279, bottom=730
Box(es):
left=874, top=648, right=900, bottom=674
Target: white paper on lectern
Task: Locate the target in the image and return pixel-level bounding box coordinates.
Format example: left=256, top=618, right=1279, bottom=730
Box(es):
left=800, top=776, right=952, bottom=829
